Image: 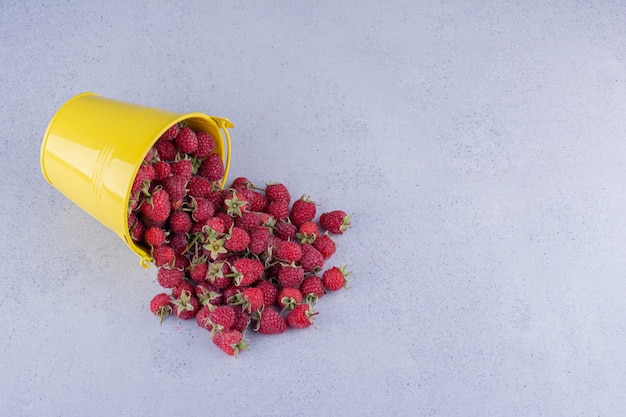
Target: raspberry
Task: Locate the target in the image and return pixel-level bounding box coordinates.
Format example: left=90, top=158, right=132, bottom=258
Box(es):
left=152, top=245, right=175, bottom=268
left=275, top=241, right=302, bottom=263
left=159, top=123, right=180, bottom=141
left=290, top=195, right=316, bottom=228
left=168, top=210, right=192, bottom=234
left=193, top=130, right=215, bottom=158
left=299, top=243, right=324, bottom=272
left=150, top=293, right=173, bottom=323
left=187, top=175, right=212, bottom=198
left=153, top=160, right=171, bottom=181
left=144, top=226, right=168, bottom=247
left=161, top=175, right=188, bottom=208
left=256, top=280, right=279, bottom=308
left=255, top=307, right=287, bottom=335
left=212, top=330, right=248, bottom=357
left=157, top=267, right=184, bottom=288
left=248, top=225, right=270, bottom=255
left=313, top=232, right=336, bottom=260
left=230, top=257, right=264, bottom=287
left=319, top=210, right=352, bottom=234
left=266, top=200, right=290, bottom=221
left=277, top=264, right=304, bottom=288
left=286, top=303, right=317, bottom=329
left=321, top=266, right=351, bottom=291
left=300, top=275, right=325, bottom=304
left=155, top=138, right=177, bottom=161
left=188, top=196, right=215, bottom=222
left=274, top=220, right=297, bottom=241
left=234, top=211, right=260, bottom=231
left=224, top=227, right=250, bottom=252
left=174, top=127, right=198, bottom=154
left=170, top=158, right=194, bottom=179
left=198, top=153, right=225, bottom=182
left=265, top=182, right=290, bottom=203
left=277, top=287, right=303, bottom=310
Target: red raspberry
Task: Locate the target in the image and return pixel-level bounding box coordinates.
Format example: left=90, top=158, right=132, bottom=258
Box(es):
left=192, top=130, right=215, bottom=158
left=230, top=257, right=264, bottom=287
left=286, top=303, right=317, bottom=329
left=277, top=287, right=303, bottom=310
left=208, top=305, right=236, bottom=332
left=250, top=191, right=268, bottom=212
left=322, top=265, right=351, bottom=291
left=144, top=226, right=168, bottom=247
left=131, top=164, right=155, bottom=193
left=229, top=177, right=253, bottom=188
left=274, top=221, right=297, bottom=241
left=140, top=188, right=171, bottom=223
left=206, top=262, right=233, bottom=289
left=152, top=245, right=175, bottom=268
left=248, top=225, right=270, bottom=255
left=161, top=175, right=188, bottom=208
left=157, top=267, right=184, bottom=288
left=189, top=196, right=215, bottom=222
left=170, top=158, right=194, bottom=180
left=168, top=232, right=189, bottom=256
left=173, top=289, right=200, bottom=320
left=212, top=330, right=248, bottom=356
left=255, top=307, right=287, bottom=335
left=265, top=182, right=291, bottom=203
left=313, top=232, right=336, bottom=260
left=275, top=241, right=302, bottom=263
left=234, top=211, right=260, bottom=231
left=150, top=293, right=173, bottom=323
left=266, top=200, right=290, bottom=221
left=195, top=305, right=212, bottom=330
left=152, top=160, right=171, bottom=181
left=168, top=210, right=192, bottom=234
left=231, top=309, right=251, bottom=333
left=299, top=243, right=324, bottom=272
left=319, top=210, right=352, bottom=234
left=187, top=175, right=212, bottom=199
left=159, top=123, right=180, bottom=141
left=129, top=218, right=145, bottom=243
left=198, top=153, right=225, bottom=182
left=187, top=260, right=208, bottom=283
left=174, top=127, right=198, bottom=154
left=155, top=138, right=177, bottom=161
left=222, top=189, right=251, bottom=217
left=255, top=280, right=279, bottom=307
left=224, top=227, right=250, bottom=252
left=300, top=275, right=325, bottom=304
left=206, top=190, right=225, bottom=211
left=229, top=287, right=264, bottom=313
left=277, top=264, right=304, bottom=288
left=195, top=283, right=223, bottom=306
left=290, top=195, right=316, bottom=228
left=296, top=221, right=319, bottom=243
left=205, top=216, right=226, bottom=234
left=172, top=280, right=195, bottom=299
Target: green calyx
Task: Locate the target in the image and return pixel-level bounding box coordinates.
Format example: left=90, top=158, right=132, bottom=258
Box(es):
left=224, top=190, right=247, bottom=217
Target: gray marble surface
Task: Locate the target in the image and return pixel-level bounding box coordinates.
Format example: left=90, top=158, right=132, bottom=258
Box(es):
left=1, top=1, right=625, bottom=416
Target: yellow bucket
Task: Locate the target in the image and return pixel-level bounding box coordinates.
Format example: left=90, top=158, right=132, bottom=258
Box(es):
left=40, top=92, right=233, bottom=266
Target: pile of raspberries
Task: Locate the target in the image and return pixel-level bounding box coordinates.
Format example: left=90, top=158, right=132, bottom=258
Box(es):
left=127, top=122, right=352, bottom=356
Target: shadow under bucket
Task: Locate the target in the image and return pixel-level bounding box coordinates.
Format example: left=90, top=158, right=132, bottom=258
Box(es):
left=40, top=92, right=233, bottom=266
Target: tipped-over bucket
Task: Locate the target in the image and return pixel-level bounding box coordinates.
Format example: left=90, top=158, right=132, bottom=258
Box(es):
left=40, top=92, right=233, bottom=266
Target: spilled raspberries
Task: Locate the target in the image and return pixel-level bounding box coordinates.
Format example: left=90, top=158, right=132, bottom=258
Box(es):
left=129, top=121, right=353, bottom=356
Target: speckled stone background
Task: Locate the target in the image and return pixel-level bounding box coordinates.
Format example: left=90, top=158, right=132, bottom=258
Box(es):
left=2, top=1, right=626, bottom=416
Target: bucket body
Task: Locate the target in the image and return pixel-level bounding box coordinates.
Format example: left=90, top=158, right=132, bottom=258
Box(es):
left=40, top=92, right=232, bottom=265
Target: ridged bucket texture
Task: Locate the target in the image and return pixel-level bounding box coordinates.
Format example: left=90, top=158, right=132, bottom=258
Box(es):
left=40, top=92, right=232, bottom=265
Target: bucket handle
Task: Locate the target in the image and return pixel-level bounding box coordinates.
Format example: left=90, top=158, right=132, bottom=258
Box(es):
left=211, top=116, right=233, bottom=184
